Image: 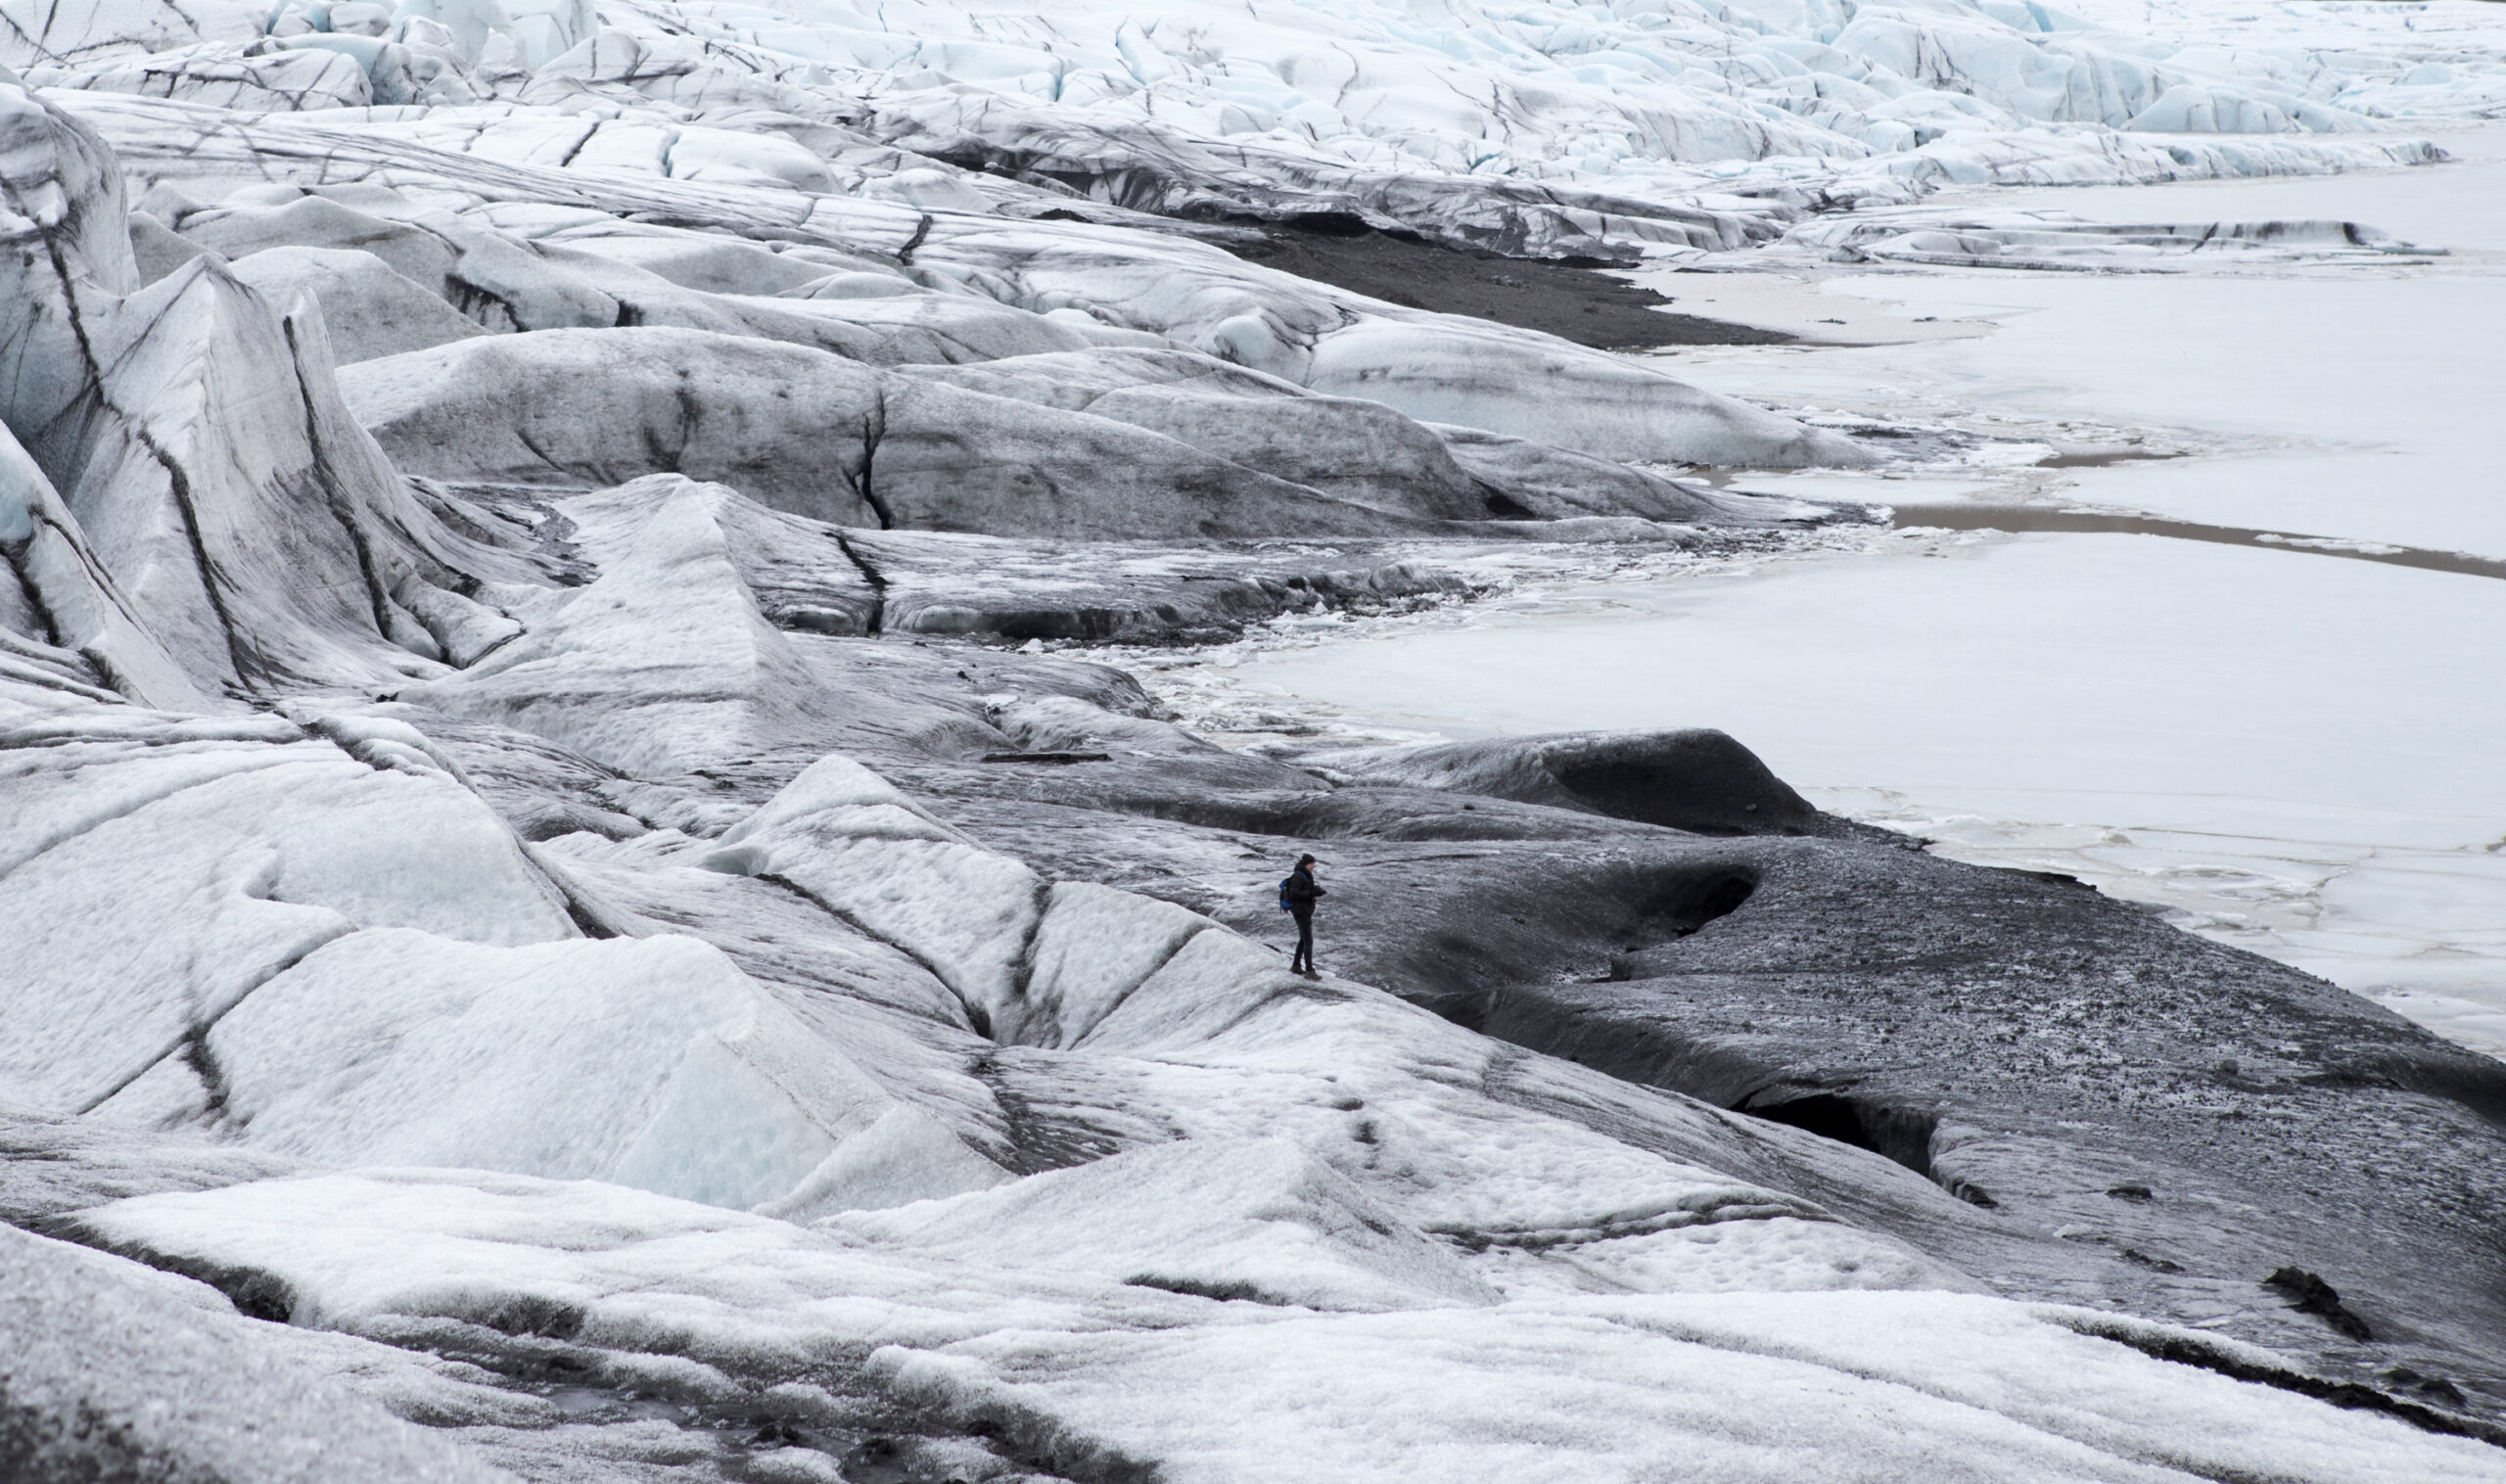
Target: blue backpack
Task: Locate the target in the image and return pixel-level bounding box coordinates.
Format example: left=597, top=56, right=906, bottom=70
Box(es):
left=1277, top=875, right=1296, bottom=912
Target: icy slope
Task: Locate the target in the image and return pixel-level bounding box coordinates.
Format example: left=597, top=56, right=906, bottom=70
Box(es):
left=13, top=411, right=2506, bottom=1475
left=49, top=1171, right=2506, bottom=1484
left=7, top=0, right=2506, bottom=1469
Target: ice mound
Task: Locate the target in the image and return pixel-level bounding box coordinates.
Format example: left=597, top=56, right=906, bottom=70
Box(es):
left=1013, top=881, right=1213, bottom=1048
left=895, top=217, right=1871, bottom=466
left=337, top=327, right=1466, bottom=534
left=397, top=475, right=856, bottom=773
left=0, top=421, right=209, bottom=713
left=1312, top=728, right=1830, bottom=837
left=1, top=85, right=529, bottom=694
left=74, top=1168, right=1091, bottom=1361
left=0, top=694, right=1008, bottom=1217
left=0, top=708, right=578, bottom=1115
left=824, top=1136, right=1503, bottom=1313
left=1300, top=318, right=1870, bottom=467
left=706, top=752, right=1051, bottom=1029
left=205, top=930, right=913, bottom=1208
left=0, top=1223, right=511, bottom=1484
left=225, top=244, right=492, bottom=362
left=555, top=474, right=882, bottom=637
left=900, top=348, right=1494, bottom=520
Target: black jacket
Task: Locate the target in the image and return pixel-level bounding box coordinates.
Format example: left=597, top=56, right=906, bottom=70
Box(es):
left=1282, top=867, right=1324, bottom=914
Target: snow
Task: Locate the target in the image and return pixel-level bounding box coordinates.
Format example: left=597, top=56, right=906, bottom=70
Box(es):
left=76, top=1171, right=2506, bottom=1482
left=874, top=1290, right=2506, bottom=1484
left=1698, top=147, right=2506, bottom=1037
left=1803, top=266, right=2506, bottom=555
left=824, top=1136, right=1504, bottom=1313
left=0, top=1223, right=514, bottom=1484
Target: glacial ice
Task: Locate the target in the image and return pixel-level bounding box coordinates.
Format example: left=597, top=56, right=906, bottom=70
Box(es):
left=1783, top=206, right=2441, bottom=268
left=706, top=752, right=1052, bottom=1029
left=207, top=929, right=914, bottom=1209
left=1014, top=881, right=1213, bottom=1049
left=226, top=243, right=494, bottom=361
left=339, top=327, right=1466, bottom=535
left=1, top=1223, right=512, bottom=1484
left=0, top=420, right=212, bottom=711
left=0, top=711, right=577, bottom=1114
left=70, top=1169, right=2506, bottom=1482
left=823, top=1136, right=1504, bottom=1313
left=871, top=1291, right=2506, bottom=1484
left=6, top=0, right=2506, bottom=1469
left=398, top=475, right=859, bottom=771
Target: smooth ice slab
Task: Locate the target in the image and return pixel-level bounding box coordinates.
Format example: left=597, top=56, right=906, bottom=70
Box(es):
left=208, top=928, right=957, bottom=1210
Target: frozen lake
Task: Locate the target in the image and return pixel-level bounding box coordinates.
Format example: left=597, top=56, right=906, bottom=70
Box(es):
left=1231, top=132, right=2506, bottom=1055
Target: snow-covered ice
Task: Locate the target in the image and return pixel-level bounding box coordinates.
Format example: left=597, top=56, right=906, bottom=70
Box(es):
left=7, top=0, right=2506, bottom=1470
left=70, top=1170, right=2506, bottom=1482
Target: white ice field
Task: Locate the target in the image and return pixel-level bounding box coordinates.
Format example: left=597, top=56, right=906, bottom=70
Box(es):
left=9, top=0, right=2506, bottom=1472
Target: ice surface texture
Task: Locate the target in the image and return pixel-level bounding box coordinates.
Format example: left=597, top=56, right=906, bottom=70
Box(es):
left=8, top=0, right=2480, bottom=250
left=7, top=0, right=2506, bottom=1475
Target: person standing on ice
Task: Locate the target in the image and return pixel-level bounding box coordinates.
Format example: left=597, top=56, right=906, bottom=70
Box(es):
left=1280, top=855, right=1325, bottom=978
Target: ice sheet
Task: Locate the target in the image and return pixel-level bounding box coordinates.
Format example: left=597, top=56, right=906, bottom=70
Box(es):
left=1648, top=132, right=2506, bottom=557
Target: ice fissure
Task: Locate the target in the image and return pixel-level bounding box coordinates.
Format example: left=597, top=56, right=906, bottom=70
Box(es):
left=280, top=307, right=397, bottom=646
left=70, top=923, right=348, bottom=1120
left=24, top=233, right=269, bottom=690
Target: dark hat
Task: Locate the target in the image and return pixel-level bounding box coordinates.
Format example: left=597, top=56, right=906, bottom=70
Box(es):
left=1296, top=854, right=1318, bottom=866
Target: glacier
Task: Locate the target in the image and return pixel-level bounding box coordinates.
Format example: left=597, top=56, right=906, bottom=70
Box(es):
left=6, top=0, right=2506, bottom=1472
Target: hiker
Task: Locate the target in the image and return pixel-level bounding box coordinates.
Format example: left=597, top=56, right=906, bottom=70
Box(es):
left=1279, top=854, right=1325, bottom=978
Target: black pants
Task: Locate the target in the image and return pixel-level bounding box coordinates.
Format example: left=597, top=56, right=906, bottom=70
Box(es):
left=1290, top=909, right=1315, bottom=973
